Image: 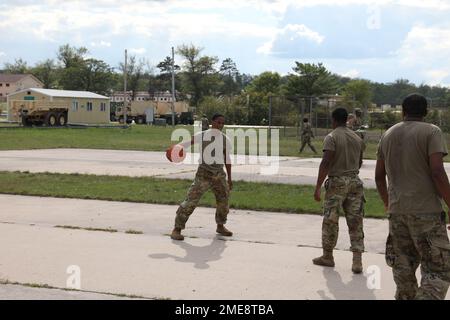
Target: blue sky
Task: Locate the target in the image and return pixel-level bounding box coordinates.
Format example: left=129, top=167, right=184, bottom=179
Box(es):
left=0, top=0, right=449, bottom=86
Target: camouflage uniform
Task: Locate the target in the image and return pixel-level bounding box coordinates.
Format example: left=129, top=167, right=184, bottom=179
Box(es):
left=379, top=121, right=450, bottom=300
left=175, top=166, right=229, bottom=229
left=386, top=212, right=450, bottom=300
left=300, top=122, right=317, bottom=153
left=322, top=175, right=365, bottom=253
left=175, top=129, right=231, bottom=230
left=352, top=110, right=365, bottom=140
left=320, top=126, right=366, bottom=254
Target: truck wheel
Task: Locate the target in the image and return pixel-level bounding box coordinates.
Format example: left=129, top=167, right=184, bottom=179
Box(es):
left=21, top=116, right=33, bottom=127
left=45, top=112, right=58, bottom=127
left=136, top=116, right=145, bottom=124
left=57, top=113, right=67, bottom=126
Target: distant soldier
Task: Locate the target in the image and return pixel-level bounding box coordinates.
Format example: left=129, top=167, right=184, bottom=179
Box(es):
left=201, top=114, right=209, bottom=131
left=168, top=113, right=233, bottom=241
left=346, top=113, right=355, bottom=129
left=350, top=108, right=365, bottom=140
left=353, top=108, right=363, bottom=131
left=375, top=93, right=450, bottom=300
left=313, top=108, right=366, bottom=274
left=300, top=118, right=317, bottom=154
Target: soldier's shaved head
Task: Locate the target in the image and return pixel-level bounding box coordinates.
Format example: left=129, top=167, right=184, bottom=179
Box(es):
left=332, top=108, right=348, bottom=125
left=402, top=93, right=428, bottom=118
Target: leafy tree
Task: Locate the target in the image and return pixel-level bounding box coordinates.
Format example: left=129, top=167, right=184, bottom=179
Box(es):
left=57, top=44, right=89, bottom=90
left=57, top=44, right=88, bottom=69
left=3, top=58, right=29, bottom=74
left=285, top=62, right=339, bottom=97
left=118, top=55, right=146, bottom=100
left=246, top=71, right=281, bottom=95
left=30, top=59, right=57, bottom=88
left=342, top=79, right=373, bottom=113
left=176, top=44, right=219, bottom=107
left=82, top=58, right=115, bottom=95
left=219, top=58, right=240, bottom=96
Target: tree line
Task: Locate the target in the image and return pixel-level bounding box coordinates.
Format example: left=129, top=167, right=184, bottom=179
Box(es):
left=3, top=43, right=450, bottom=125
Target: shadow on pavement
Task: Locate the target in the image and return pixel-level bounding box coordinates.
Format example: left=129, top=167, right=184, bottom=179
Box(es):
left=148, top=237, right=227, bottom=269
left=317, top=268, right=377, bottom=300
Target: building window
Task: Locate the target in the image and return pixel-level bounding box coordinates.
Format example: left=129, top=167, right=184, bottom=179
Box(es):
left=100, top=102, right=106, bottom=112
left=6, top=83, right=9, bottom=87
left=0, top=83, right=2, bottom=87
left=87, top=102, right=93, bottom=111
left=0, top=93, right=2, bottom=96
left=72, top=101, right=79, bottom=112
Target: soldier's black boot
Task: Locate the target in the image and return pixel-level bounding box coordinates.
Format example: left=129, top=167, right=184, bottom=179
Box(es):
left=352, top=252, right=363, bottom=274
left=312, top=250, right=335, bottom=267
left=216, top=224, right=233, bottom=236
left=170, top=228, right=184, bottom=241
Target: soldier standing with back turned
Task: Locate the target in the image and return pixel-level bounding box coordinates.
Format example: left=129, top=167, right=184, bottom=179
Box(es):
left=313, top=108, right=366, bottom=274
left=375, top=93, right=450, bottom=300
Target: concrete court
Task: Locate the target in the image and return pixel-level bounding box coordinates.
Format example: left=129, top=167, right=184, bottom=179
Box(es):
left=0, top=148, right=436, bottom=188
left=2, top=148, right=450, bottom=188
left=1, top=194, right=449, bottom=300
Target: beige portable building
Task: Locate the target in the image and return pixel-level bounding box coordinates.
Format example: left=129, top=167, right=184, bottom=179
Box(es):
left=7, top=88, right=110, bottom=125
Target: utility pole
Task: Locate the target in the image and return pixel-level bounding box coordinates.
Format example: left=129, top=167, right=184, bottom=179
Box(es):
left=171, top=46, right=176, bottom=127
left=268, top=95, right=272, bottom=138
left=123, top=49, right=128, bottom=125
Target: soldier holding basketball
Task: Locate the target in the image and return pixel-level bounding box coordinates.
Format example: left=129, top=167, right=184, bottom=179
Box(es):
left=166, top=113, right=233, bottom=241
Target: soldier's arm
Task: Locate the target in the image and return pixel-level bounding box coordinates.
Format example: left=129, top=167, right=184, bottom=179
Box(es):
left=314, top=150, right=334, bottom=202
left=430, top=152, right=450, bottom=226
left=359, top=151, right=363, bottom=168
left=224, top=140, right=232, bottom=191
left=375, top=159, right=389, bottom=212
left=178, top=137, right=195, bottom=149
left=178, top=132, right=205, bottom=149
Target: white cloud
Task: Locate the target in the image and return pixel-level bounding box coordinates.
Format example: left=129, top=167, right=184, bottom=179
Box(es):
left=0, top=52, right=6, bottom=57
left=342, top=69, right=361, bottom=78
left=91, top=41, right=111, bottom=47
left=129, top=48, right=146, bottom=55
left=396, top=24, right=450, bottom=84
left=424, top=70, right=450, bottom=86
left=257, top=24, right=324, bottom=55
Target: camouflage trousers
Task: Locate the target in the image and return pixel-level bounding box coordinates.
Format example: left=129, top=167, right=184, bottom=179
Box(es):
left=385, top=212, right=450, bottom=300
left=175, top=167, right=229, bottom=230
left=300, top=136, right=317, bottom=153
left=321, top=175, right=365, bottom=253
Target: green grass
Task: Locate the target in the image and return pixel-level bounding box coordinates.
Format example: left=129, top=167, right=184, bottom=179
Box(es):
left=54, top=225, right=118, bottom=233
left=0, top=125, right=367, bottom=159
left=0, top=125, right=185, bottom=151
left=0, top=171, right=387, bottom=218
left=1, top=124, right=449, bottom=160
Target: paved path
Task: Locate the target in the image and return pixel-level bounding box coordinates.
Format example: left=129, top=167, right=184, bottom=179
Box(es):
left=5, top=148, right=450, bottom=188
left=1, top=194, right=448, bottom=300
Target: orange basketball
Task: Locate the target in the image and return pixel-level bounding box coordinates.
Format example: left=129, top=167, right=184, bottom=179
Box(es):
left=166, top=144, right=185, bottom=163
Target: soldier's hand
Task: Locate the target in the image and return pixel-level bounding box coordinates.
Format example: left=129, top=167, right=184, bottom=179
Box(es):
left=314, top=188, right=321, bottom=202
left=447, top=211, right=450, bottom=230
left=228, top=179, right=233, bottom=191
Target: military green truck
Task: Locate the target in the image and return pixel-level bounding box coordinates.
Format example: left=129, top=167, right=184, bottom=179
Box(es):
left=114, top=100, right=193, bottom=125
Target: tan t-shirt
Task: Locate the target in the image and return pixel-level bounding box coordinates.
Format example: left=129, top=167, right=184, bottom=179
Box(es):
left=377, top=121, right=448, bottom=214
left=323, top=126, right=365, bottom=177
left=194, top=129, right=232, bottom=174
